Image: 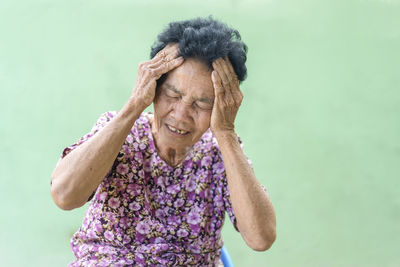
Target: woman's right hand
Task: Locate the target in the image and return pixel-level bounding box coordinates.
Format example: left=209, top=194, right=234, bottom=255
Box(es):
left=130, top=43, right=184, bottom=110
left=51, top=44, right=183, bottom=210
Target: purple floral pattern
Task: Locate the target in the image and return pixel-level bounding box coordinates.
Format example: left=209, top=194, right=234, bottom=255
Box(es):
left=60, top=111, right=264, bottom=266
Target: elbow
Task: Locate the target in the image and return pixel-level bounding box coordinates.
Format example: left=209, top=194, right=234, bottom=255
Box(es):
left=244, top=225, right=276, bottom=252
left=51, top=185, right=74, bottom=210
left=50, top=176, right=81, bottom=211
left=251, top=228, right=276, bottom=251
left=53, top=199, right=77, bottom=211
left=54, top=201, right=76, bottom=211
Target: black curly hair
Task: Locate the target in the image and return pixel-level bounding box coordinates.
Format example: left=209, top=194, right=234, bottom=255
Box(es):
left=150, top=16, right=248, bottom=83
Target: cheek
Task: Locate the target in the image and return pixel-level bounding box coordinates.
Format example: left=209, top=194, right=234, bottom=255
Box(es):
left=154, top=97, right=173, bottom=116
left=195, top=111, right=212, bottom=130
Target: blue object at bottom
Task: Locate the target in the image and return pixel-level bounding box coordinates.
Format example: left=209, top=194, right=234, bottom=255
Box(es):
left=220, top=245, right=234, bottom=267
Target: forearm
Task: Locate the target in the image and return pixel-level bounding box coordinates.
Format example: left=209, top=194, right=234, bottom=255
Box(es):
left=50, top=45, right=183, bottom=210
left=215, top=131, right=276, bottom=251
left=50, top=98, right=144, bottom=210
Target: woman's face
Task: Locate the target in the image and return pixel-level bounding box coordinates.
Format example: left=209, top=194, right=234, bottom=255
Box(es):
left=153, top=58, right=215, bottom=152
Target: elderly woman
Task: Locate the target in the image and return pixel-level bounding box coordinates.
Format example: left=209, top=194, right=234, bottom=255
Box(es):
left=51, top=17, right=276, bottom=266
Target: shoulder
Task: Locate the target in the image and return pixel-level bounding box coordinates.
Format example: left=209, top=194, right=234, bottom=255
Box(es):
left=123, top=112, right=155, bottom=153
left=193, top=130, right=224, bottom=174
left=95, top=111, right=150, bottom=127
left=130, top=112, right=152, bottom=140
left=97, top=110, right=117, bottom=122
left=195, top=129, right=245, bottom=157
left=95, top=111, right=153, bottom=150
left=90, top=111, right=117, bottom=131
left=195, top=129, right=219, bottom=154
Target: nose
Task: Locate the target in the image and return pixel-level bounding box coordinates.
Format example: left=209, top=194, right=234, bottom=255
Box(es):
left=172, top=99, right=193, bottom=123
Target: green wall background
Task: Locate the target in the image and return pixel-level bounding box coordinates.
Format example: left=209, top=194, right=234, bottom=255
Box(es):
left=1, top=0, right=399, bottom=266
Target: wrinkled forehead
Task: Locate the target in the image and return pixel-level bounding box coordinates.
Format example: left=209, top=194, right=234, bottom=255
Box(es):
left=162, top=58, right=214, bottom=98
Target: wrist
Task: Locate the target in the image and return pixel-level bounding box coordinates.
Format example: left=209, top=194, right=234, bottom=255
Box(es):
left=126, top=96, right=147, bottom=113
left=214, top=130, right=237, bottom=144
left=119, top=97, right=147, bottom=121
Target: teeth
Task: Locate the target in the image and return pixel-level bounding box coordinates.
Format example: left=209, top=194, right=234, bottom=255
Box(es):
left=168, top=125, right=188, bottom=135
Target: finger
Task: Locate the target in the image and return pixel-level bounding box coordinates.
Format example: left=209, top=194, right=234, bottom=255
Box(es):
left=153, top=56, right=184, bottom=77
left=213, top=59, right=230, bottom=88
left=212, top=70, right=234, bottom=109
left=220, top=58, right=239, bottom=95
left=211, top=71, right=224, bottom=97
left=149, top=51, right=182, bottom=70
left=163, top=43, right=179, bottom=53
left=214, top=59, right=237, bottom=106
left=216, top=61, right=237, bottom=107
left=149, top=51, right=177, bottom=67
left=223, top=57, right=242, bottom=104
left=219, top=74, right=235, bottom=107
left=154, top=43, right=179, bottom=60
left=149, top=44, right=180, bottom=68
left=219, top=58, right=233, bottom=84
left=218, top=57, right=238, bottom=88
left=224, top=56, right=238, bottom=82
left=147, top=56, right=168, bottom=69
left=221, top=59, right=240, bottom=105
left=231, top=85, right=243, bottom=107
left=212, top=59, right=225, bottom=84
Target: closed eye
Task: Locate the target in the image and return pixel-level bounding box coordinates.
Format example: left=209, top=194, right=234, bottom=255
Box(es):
left=165, top=88, right=181, bottom=98
left=195, top=101, right=213, bottom=110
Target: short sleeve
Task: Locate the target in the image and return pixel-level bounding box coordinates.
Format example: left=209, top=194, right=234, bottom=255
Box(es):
left=52, top=111, right=116, bottom=202
left=61, top=111, right=116, bottom=159
left=221, top=135, right=269, bottom=232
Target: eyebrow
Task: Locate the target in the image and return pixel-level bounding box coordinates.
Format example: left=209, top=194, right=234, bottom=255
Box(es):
left=164, top=83, right=181, bottom=94
left=163, top=83, right=214, bottom=104
left=198, top=97, right=214, bottom=105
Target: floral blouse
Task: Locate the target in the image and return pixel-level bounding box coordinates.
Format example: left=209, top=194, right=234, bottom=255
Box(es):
left=60, top=111, right=259, bottom=266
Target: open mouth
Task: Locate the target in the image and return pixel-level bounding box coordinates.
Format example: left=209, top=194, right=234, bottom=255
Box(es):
left=166, top=124, right=190, bottom=136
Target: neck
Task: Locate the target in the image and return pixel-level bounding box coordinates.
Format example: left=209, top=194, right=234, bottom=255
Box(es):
left=148, top=113, right=191, bottom=167
left=158, top=146, right=191, bottom=167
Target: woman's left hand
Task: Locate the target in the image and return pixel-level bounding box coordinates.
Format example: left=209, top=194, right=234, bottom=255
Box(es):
left=210, top=57, right=243, bottom=136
